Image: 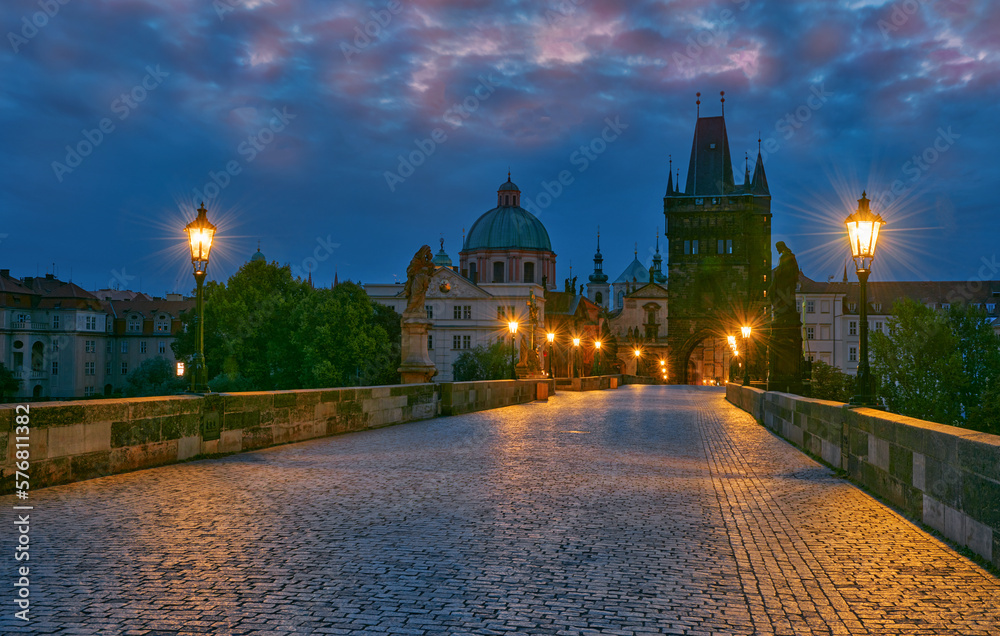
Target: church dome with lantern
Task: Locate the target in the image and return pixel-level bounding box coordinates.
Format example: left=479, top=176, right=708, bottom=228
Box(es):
left=459, top=174, right=556, bottom=288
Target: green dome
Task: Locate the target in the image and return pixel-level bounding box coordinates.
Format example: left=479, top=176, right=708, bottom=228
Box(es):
left=250, top=248, right=266, bottom=262
left=464, top=206, right=552, bottom=252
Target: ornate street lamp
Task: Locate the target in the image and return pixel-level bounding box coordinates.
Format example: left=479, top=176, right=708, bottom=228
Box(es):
left=741, top=325, right=752, bottom=386
left=508, top=320, right=519, bottom=379
left=184, top=202, right=216, bottom=393
left=845, top=191, right=885, bottom=407
left=546, top=332, right=555, bottom=378
left=572, top=337, right=580, bottom=378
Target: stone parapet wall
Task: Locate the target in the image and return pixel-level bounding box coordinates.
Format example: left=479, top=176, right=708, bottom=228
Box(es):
left=727, top=383, right=1000, bottom=569
left=439, top=379, right=553, bottom=416
left=620, top=375, right=656, bottom=385
left=2, top=378, right=551, bottom=493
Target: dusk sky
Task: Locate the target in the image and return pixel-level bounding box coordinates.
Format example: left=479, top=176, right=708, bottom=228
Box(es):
left=2, top=0, right=998, bottom=295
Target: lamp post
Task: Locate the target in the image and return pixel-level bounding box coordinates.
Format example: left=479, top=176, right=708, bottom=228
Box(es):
left=633, top=348, right=641, bottom=376
left=508, top=320, right=519, bottom=379
left=593, top=340, right=602, bottom=375
left=572, top=337, right=580, bottom=378
left=547, top=332, right=555, bottom=377
left=845, top=191, right=885, bottom=407
left=741, top=325, right=752, bottom=386
left=184, top=202, right=216, bottom=393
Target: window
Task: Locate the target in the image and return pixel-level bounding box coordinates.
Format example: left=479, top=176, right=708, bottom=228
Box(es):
left=140, top=341, right=147, bottom=354
left=717, top=239, right=724, bottom=254
left=874, top=321, right=883, bottom=333
left=988, top=303, right=997, bottom=314
left=453, top=335, right=461, bottom=350
left=121, top=341, right=129, bottom=354
left=52, top=341, right=59, bottom=353
left=158, top=341, right=166, bottom=354
left=849, top=321, right=857, bottom=336
left=127, top=315, right=142, bottom=332
left=849, top=346, right=857, bottom=362
left=51, top=361, right=58, bottom=375
left=806, top=326, right=815, bottom=340
left=428, top=335, right=434, bottom=350
left=691, top=240, right=699, bottom=254
left=468, top=263, right=477, bottom=284
left=872, top=303, right=882, bottom=313
left=84, top=362, right=95, bottom=376
left=425, top=305, right=434, bottom=319
left=454, top=305, right=462, bottom=320
left=595, top=291, right=603, bottom=304
left=85, top=340, right=95, bottom=353
left=726, top=239, right=733, bottom=254
left=84, top=387, right=95, bottom=397
left=684, top=240, right=691, bottom=255
left=105, top=361, right=112, bottom=376
left=106, top=341, right=113, bottom=354
left=941, top=303, right=950, bottom=310
left=493, top=261, right=505, bottom=283
left=155, top=315, right=169, bottom=332
left=524, top=262, right=535, bottom=283
left=463, top=305, right=471, bottom=319
left=806, top=300, right=815, bottom=313
left=462, top=335, right=471, bottom=349
left=453, top=305, right=472, bottom=320
left=695, top=198, right=704, bottom=205
left=121, top=362, right=128, bottom=375
left=848, top=303, right=857, bottom=313
left=52, top=315, right=60, bottom=329
left=85, top=316, right=97, bottom=330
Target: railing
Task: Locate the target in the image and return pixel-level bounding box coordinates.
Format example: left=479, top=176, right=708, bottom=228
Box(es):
left=9, top=322, right=48, bottom=330
left=13, top=369, right=47, bottom=380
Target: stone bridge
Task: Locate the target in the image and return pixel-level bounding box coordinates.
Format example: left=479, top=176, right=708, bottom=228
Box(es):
left=1, top=385, right=998, bottom=635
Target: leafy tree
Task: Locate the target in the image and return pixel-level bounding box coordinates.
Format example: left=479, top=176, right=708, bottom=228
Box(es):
left=969, top=373, right=1000, bottom=436
left=947, top=303, right=1000, bottom=427
left=123, top=357, right=186, bottom=397
left=453, top=340, right=511, bottom=381
left=871, top=298, right=965, bottom=425
left=0, top=364, right=21, bottom=402
left=809, top=360, right=854, bottom=403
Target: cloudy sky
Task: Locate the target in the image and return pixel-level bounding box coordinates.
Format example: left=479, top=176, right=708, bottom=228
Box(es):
left=2, top=0, right=997, bottom=295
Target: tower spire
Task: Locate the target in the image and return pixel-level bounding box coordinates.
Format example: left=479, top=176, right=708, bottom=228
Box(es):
left=696, top=92, right=701, bottom=117
left=720, top=90, right=725, bottom=116
left=665, top=155, right=674, bottom=196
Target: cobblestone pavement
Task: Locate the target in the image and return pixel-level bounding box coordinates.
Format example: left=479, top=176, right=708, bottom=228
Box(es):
left=3, top=386, right=999, bottom=635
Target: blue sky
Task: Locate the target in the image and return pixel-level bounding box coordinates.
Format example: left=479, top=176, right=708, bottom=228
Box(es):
left=2, top=0, right=998, bottom=294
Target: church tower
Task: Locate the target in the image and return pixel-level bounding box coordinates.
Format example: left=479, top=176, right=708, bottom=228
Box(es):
left=586, top=229, right=610, bottom=309
left=663, top=92, right=772, bottom=383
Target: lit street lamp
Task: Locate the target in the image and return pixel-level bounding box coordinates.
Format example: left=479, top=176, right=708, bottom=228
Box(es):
left=741, top=325, right=752, bottom=386
left=845, top=191, right=885, bottom=407
left=508, top=320, right=519, bottom=379
left=184, top=202, right=216, bottom=393
left=547, top=332, right=555, bottom=378
left=572, top=337, right=580, bottom=378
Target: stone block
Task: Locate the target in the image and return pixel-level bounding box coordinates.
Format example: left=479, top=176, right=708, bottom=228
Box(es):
left=319, top=389, right=342, bottom=403
left=957, top=436, right=1000, bottom=480
left=224, top=410, right=260, bottom=431
left=47, top=421, right=112, bottom=458
left=242, top=426, right=274, bottom=450
left=110, top=419, right=161, bottom=449
left=925, top=457, right=962, bottom=508
left=219, top=429, right=242, bottom=453
left=0, top=408, right=12, bottom=434
left=70, top=450, right=112, bottom=482
left=8, top=426, right=48, bottom=462
left=31, top=404, right=86, bottom=428
left=221, top=393, right=273, bottom=413
left=129, top=397, right=199, bottom=420
left=869, top=435, right=890, bottom=471
left=81, top=402, right=130, bottom=425
left=372, top=386, right=391, bottom=399
left=110, top=441, right=178, bottom=474
left=820, top=439, right=840, bottom=468
left=160, top=414, right=201, bottom=441
left=273, top=392, right=298, bottom=409
left=923, top=494, right=946, bottom=534
left=889, top=444, right=912, bottom=483
left=912, top=452, right=926, bottom=491
left=961, top=472, right=1000, bottom=528
left=177, top=436, right=201, bottom=460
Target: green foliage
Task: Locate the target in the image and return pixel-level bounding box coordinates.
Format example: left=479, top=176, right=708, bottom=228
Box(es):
left=809, top=360, right=854, bottom=403
left=123, top=357, right=186, bottom=397
left=453, top=340, right=511, bottom=381
left=872, top=298, right=1000, bottom=430
left=0, top=363, right=21, bottom=402
left=173, top=262, right=401, bottom=391
left=969, top=374, right=1000, bottom=436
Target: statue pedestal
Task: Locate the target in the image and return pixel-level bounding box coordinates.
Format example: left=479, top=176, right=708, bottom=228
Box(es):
left=398, top=316, right=436, bottom=384
left=768, top=322, right=803, bottom=394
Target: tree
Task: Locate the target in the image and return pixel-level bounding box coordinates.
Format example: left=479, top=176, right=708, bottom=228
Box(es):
left=453, top=340, right=510, bottom=381
left=969, top=374, right=1000, bottom=436
left=871, top=298, right=964, bottom=425
left=947, top=303, right=1000, bottom=429
left=0, top=364, right=20, bottom=402
left=809, top=360, right=854, bottom=403
left=123, top=357, right=186, bottom=397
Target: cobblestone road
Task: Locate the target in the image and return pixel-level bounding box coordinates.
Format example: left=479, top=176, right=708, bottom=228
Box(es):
left=3, top=386, right=999, bottom=635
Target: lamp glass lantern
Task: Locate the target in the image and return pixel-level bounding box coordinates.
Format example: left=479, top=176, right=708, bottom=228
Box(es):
left=845, top=191, right=885, bottom=406
left=184, top=202, right=216, bottom=393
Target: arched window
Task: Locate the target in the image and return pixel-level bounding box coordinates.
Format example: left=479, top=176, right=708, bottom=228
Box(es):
left=595, top=291, right=603, bottom=304
left=617, top=290, right=625, bottom=308
left=523, top=262, right=535, bottom=283
left=493, top=262, right=505, bottom=283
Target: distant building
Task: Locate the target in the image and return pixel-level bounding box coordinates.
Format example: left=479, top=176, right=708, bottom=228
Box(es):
left=0, top=269, right=192, bottom=400
left=367, top=176, right=552, bottom=382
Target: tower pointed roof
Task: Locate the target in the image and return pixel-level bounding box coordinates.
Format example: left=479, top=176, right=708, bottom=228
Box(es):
left=684, top=115, right=734, bottom=195
left=743, top=152, right=751, bottom=189
left=589, top=228, right=608, bottom=283
left=751, top=150, right=769, bottom=195
left=665, top=156, right=673, bottom=196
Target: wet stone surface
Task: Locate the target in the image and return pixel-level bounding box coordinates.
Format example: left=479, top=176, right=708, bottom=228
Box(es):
left=3, top=386, right=998, bottom=635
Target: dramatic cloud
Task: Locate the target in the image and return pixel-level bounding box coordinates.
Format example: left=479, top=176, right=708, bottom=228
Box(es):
left=1, top=0, right=998, bottom=292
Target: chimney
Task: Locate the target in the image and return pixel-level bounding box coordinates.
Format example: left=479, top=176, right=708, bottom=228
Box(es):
left=0, top=269, right=8, bottom=277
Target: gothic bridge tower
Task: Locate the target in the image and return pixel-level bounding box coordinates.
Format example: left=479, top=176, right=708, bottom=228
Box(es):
left=664, top=93, right=772, bottom=384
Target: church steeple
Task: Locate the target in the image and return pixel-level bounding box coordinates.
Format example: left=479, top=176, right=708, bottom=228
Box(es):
left=589, top=227, right=608, bottom=283
left=497, top=172, right=521, bottom=207
left=751, top=137, right=769, bottom=195
left=743, top=151, right=751, bottom=189
left=665, top=155, right=673, bottom=196
left=652, top=232, right=667, bottom=284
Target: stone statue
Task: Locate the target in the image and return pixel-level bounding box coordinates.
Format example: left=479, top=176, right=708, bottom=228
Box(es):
left=527, top=289, right=539, bottom=326
left=770, top=241, right=800, bottom=324
left=403, top=245, right=435, bottom=316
